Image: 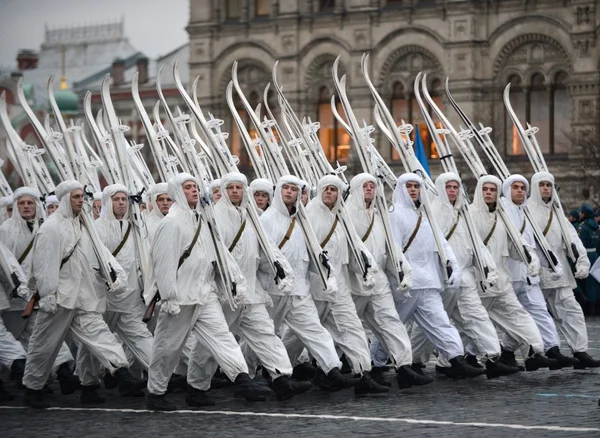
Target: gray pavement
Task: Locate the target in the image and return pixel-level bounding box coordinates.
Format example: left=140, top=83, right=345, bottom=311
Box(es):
left=3, top=318, right=600, bottom=438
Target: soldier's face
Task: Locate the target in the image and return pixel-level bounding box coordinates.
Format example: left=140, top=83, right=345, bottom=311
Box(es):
left=539, top=181, right=553, bottom=202
left=253, top=191, right=270, bottom=210
left=226, top=183, right=244, bottom=206
left=70, top=189, right=84, bottom=216
left=406, top=181, right=420, bottom=201
left=281, top=184, right=298, bottom=206
left=156, top=194, right=172, bottom=215
left=111, top=192, right=128, bottom=219
left=445, top=181, right=460, bottom=204
left=511, top=182, right=526, bottom=204
left=322, top=185, right=338, bottom=209
left=482, top=183, right=497, bottom=205
left=183, top=181, right=198, bottom=208
left=17, top=196, right=36, bottom=220
left=212, top=188, right=221, bottom=202
left=47, top=203, right=58, bottom=215
left=362, top=181, right=375, bottom=204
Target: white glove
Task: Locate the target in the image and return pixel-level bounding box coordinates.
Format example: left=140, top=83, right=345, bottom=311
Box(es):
left=276, top=275, right=295, bottom=295
left=108, top=276, right=127, bottom=294
left=160, top=300, right=180, bottom=316
left=264, top=294, right=274, bottom=308
left=446, top=262, right=462, bottom=289
left=325, top=276, right=338, bottom=301
left=363, top=266, right=378, bottom=288
left=232, top=282, right=246, bottom=307
left=39, top=294, right=57, bottom=314
left=16, top=284, right=33, bottom=301
left=549, top=263, right=564, bottom=281
left=483, top=270, right=499, bottom=289
left=526, top=251, right=540, bottom=277
left=575, top=257, right=589, bottom=279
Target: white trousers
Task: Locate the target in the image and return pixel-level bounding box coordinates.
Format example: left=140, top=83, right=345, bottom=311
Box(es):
left=372, top=288, right=464, bottom=367
left=281, top=291, right=371, bottom=374
left=353, top=293, right=412, bottom=367
left=0, top=313, right=26, bottom=370
left=481, top=292, right=545, bottom=357
left=3, top=309, right=74, bottom=371
left=147, top=296, right=248, bottom=396
left=187, top=303, right=292, bottom=391
left=22, top=306, right=128, bottom=390
left=411, top=284, right=501, bottom=366
left=542, top=286, right=588, bottom=353
left=266, top=295, right=340, bottom=374
left=512, top=281, right=560, bottom=351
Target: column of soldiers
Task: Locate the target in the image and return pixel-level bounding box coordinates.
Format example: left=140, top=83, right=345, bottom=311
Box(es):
left=1, top=167, right=599, bottom=411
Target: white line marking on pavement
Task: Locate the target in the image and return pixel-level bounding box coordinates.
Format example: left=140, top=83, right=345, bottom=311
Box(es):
left=1, top=406, right=598, bottom=432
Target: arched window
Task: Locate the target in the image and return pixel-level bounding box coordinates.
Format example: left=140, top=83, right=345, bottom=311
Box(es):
left=229, top=91, right=259, bottom=171
left=529, top=73, right=550, bottom=153
left=255, top=0, right=269, bottom=16
left=317, top=86, right=350, bottom=164
left=552, top=71, right=570, bottom=154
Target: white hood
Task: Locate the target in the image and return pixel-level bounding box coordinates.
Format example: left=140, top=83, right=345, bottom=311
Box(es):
left=432, top=172, right=463, bottom=234
left=528, top=172, right=554, bottom=208
left=471, top=175, right=502, bottom=213
left=249, top=178, right=274, bottom=204
left=0, top=195, right=13, bottom=225
left=393, top=173, right=423, bottom=209
left=501, top=174, right=529, bottom=206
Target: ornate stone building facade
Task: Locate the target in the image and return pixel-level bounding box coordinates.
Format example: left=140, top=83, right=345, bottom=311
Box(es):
left=194, top=1, right=597, bottom=203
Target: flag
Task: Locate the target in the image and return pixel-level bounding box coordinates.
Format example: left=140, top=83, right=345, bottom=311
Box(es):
left=413, top=124, right=431, bottom=177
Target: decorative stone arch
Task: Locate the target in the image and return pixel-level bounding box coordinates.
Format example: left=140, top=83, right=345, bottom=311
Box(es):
left=303, top=53, right=347, bottom=102
left=492, top=33, right=572, bottom=80
left=216, top=58, right=271, bottom=105
left=379, top=45, right=444, bottom=97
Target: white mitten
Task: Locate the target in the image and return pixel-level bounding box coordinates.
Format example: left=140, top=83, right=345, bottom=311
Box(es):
left=326, top=276, right=338, bottom=301
left=16, top=284, right=33, bottom=301
left=161, top=300, right=180, bottom=316
left=575, top=257, right=590, bottom=279
left=233, top=282, right=246, bottom=307
left=264, top=294, right=274, bottom=308
left=108, top=276, right=127, bottom=294
left=39, top=294, right=57, bottom=314
left=363, top=267, right=377, bottom=288
left=483, top=270, right=499, bottom=289
left=550, top=263, right=564, bottom=281
left=526, top=251, right=541, bottom=277
left=276, top=276, right=295, bottom=295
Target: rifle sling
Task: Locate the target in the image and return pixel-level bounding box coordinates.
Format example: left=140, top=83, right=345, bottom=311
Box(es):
left=542, top=210, right=554, bottom=237
left=403, top=212, right=422, bottom=253
left=483, top=213, right=498, bottom=246
left=112, top=222, right=132, bottom=257
left=178, top=218, right=203, bottom=269
left=320, top=217, right=339, bottom=249
left=445, top=213, right=461, bottom=241
left=361, top=214, right=375, bottom=242
left=228, top=219, right=246, bottom=252
left=18, top=239, right=34, bottom=264
left=278, top=219, right=296, bottom=249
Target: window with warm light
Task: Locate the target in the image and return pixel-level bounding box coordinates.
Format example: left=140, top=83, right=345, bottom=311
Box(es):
left=317, top=86, right=350, bottom=165
left=255, top=0, right=269, bottom=16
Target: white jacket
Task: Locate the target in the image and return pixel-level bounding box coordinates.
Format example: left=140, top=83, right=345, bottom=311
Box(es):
left=0, top=240, right=28, bottom=311
left=259, top=175, right=310, bottom=297
left=346, top=173, right=412, bottom=295
left=390, top=173, right=459, bottom=291
left=527, top=172, right=588, bottom=289
left=32, top=181, right=125, bottom=312
left=144, top=173, right=244, bottom=306
left=469, top=175, right=516, bottom=297
left=432, top=172, right=497, bottom=288
left=0, top=187, right=45, bottom=309
left=500, top=174, right=540, bottom=284
left=95, top=184, right=145, bottom=314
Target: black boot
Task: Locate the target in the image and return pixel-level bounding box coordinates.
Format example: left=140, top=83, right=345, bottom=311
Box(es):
left=56, top=362, right=81, bottom=395
left=574, top=352, right=600, bottom=369
left=499, top=349, right=524, bottom=371
left=80, top=385, right=105, bottom=404
left=525, top=353, right=557, bottom=371
left=435, top=365, right=453, bottom=377
left=104, top=370, right=119, bottom=390
left=290, top=378, right=312, bottom=396
left=370, top=366, right=392, bottom=387
left=166, top=374, right=188, bottom=394
left=0, top=380, right=15, bottom=401
left=449, top=356, right=486, bottom=378
left=261, top=368, right=274, bottom=390
left=397, top=364, right=434, bottom=388
left=185, top=385, right=215, bottom=407
left=354, top=371, right=389, bottom=396
left=292, top=362, right=315, bottom=381
left=485, top=357, right=521, bottom=379
left=147, top=393, right=177, bottom=411
left=411, top=362, right=426, bottom=376
left=315, top=367, right=358, bottom=392
left=465, top=354, right=483, bottom=369
left=271, top=375, right=296, bottom=401
left=24, top=387, right=49, bottom=409
left=10, top=358, right=25, bottom=386
left=233, top=373, right=272, bottom=401
left=545, top=346, right=574, bottom=368
left=115, top=368, right=146, bottom=396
